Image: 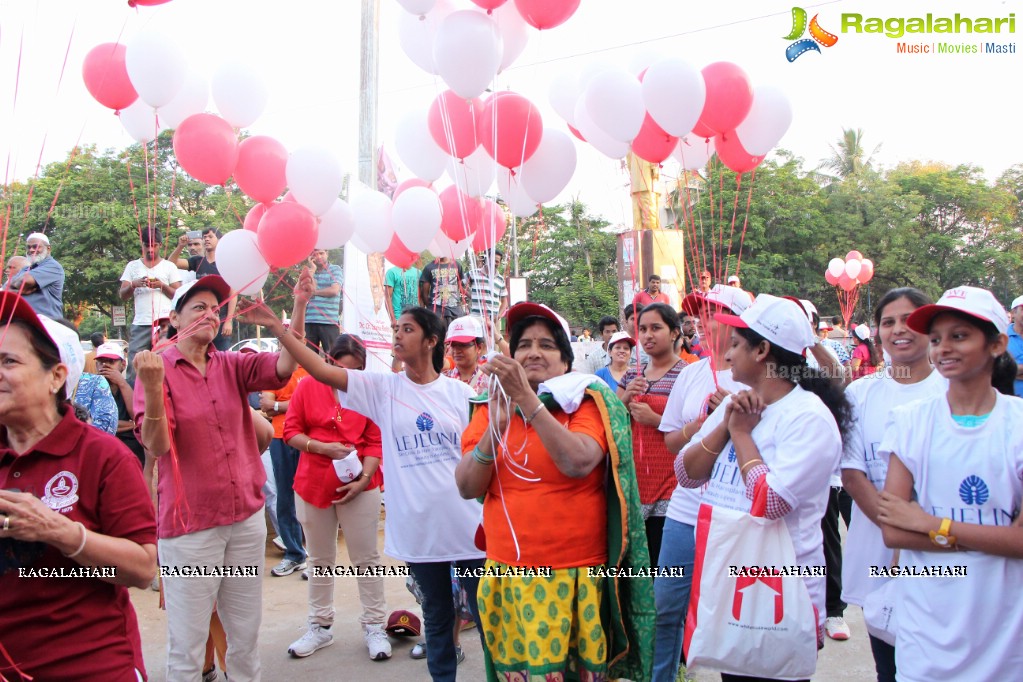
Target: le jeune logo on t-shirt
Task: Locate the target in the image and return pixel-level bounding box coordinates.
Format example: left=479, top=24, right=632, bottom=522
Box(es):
left=394, top=410, right=460, bottom=467
left=930, top=475, right=1017, bottom=525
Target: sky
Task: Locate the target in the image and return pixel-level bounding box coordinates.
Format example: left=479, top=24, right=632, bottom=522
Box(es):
left=2, top=0, right=1020, bottom=230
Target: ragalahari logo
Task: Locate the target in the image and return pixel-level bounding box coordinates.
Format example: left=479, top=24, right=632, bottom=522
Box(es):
left=784, top=7, right=839, bottom=62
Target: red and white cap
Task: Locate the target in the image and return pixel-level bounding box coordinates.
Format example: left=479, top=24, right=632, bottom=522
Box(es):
left=726, top=275, right=740, bottom=284
left=0, top=292, right=85, bottom=396
left=1010, top=295, right=1023, bottom=311
left=95, top=342, right=126, bottom=361
left=446, top=316, right=484, bottom=343
left=506, top=302, right=571, bottom=338
left=607, top=331, right=636, bottom=349
left=907, top=286, right=1008, bottom=336
left=681, top=284, right=752, bottom=317
left=715, top=293, right=817, bottom=356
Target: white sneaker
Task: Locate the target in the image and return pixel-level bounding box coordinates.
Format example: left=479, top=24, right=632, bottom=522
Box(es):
left=288, top=623, right=334, bottom=658
left=364, top=624, right=392, bottom=661
left=272, top=536, right=286, bottom=552
left=271, top=559, right=307, bottom=577
left=825, top=616, right=851, bottom=641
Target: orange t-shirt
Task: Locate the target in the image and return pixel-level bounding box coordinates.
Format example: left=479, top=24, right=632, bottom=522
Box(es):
left=270, top=367, right=309, bottom=438
left=461, top=399, right=609, bottom=569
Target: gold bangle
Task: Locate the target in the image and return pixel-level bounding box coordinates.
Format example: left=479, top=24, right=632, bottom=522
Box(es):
left=681, top=423, right=692, bottom=441
left=740, top=458, right=765, bottom=475
left=144, top=414, right=166, bottom=422
left=524, top=402, right=546, bottom=425
left=699, top=440, right=721, bottom=456
left=305, top=439, right=314, bottom=454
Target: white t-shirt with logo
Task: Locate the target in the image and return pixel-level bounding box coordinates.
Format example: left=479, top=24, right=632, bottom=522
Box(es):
left=688, top=385, right=842, bottom=627
left=878, top=392, right=1023, bottom=681
left=840, top=370, right=946, bottom=606
left=659, top=359, right=748, bottom=527
left=119, top=259, right=181, bottom=325
left=341, top=370, right=483, bottom=563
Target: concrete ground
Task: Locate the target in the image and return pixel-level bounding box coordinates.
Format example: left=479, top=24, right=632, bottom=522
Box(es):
left=133, top=516, right=879, bottom=682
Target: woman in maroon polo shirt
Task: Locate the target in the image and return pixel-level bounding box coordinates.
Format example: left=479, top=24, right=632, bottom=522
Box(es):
left=0, top=292, right=158, bottom=681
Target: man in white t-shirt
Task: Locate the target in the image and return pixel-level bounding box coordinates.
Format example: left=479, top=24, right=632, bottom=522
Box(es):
left=119, top=230, right=182, bottom=383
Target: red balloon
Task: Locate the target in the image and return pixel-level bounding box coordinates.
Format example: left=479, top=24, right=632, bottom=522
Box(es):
left=470, top=0, right=508, bottom=10
left=393, top=178, right=432, bottom=201
left=234, top=136, right=288, bottom=204
left=82, top=43, right=138, bottom=112
left=172, top=114, right=239, bottom=185
left=479, top=91, right=543, bottom=170
left=846, top=250, right=863, bottom=261
left=472, top=200, right=508, bottom=251
left=858, top=259, right=875, bottom=283
left=428, top=91, right=483, bottom=160
left=714, top=130, right=763, bottom=174
left=385, top=234, right=419, bottom=269
left=243, top=203, right=268, bottom=232
left=567, top=124, right=586, bottom=142
left=439, top=185, right=483, bottom=241
left=690, top=120, right=715, bottom=139
left=256, top=202, right=318, bottom=268
left=696, top=62, right=753, bottom=136
left=128, top=0, right=173, bottom=5
left=513, top=0, right=581, bottom=29
left=631, top=114, right=678, bottom=164
left=281, top=191, right=299, bottom=203
left=824, top=270, right=839, bottom=286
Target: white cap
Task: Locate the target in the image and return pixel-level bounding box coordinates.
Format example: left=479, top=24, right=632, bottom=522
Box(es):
left=853, top=324, right=871, bottom=341
left=238, top=341, right=262, bottom=353
left=818, top=319, right=833, bottom=331
left=1011, top=295, right=1023, bottom=311
left=726, top=275, right=740, bottom=284
left=95, top=342, right=126, bottom=361
left=715, top=293, right=816, bottom=356
left=26, top=232, right=50, bottom=245
left=446, top=316, right=484, bottom=343
left=39, top=316, right=85, bottom=397
left=907, top=285, right=1008, bottom=336
left=681, top=284, right=751, bottom=317
left=607, top=331, right=636, bottom=349
left=799, top=299, right=819, bottom=318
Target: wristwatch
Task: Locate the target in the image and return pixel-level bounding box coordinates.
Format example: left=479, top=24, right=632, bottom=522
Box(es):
left=358, top=473, right=371, bottom=481
left=273, top=401, right=280, bottom=413
left=929, top=518, right=956, bottom=548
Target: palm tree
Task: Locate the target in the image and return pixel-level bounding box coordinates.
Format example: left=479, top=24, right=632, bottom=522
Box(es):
left=818, top=128, right=881, bottom=182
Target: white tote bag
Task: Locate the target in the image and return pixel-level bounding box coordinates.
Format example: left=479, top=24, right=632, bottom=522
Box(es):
left=684, top=503, right=818, bottom=680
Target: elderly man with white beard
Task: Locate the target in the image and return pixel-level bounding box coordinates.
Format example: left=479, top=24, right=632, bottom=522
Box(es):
left=6, top=232, right=65, bottom=318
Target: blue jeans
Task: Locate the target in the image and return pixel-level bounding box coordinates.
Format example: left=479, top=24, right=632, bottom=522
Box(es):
left=407, top=559, right=485, bottom=682
left=268, top=438, right=304, bottom=563
left=652, top=518, right=696, bottom=682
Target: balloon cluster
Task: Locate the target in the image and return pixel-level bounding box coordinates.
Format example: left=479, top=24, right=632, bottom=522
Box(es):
left=825, top=250, right=874, bottom=292
left=549, top=58, right=792, bottom=174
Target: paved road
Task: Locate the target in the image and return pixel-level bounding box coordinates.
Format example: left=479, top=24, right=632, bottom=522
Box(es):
left=133, top=520, right=878, bottom=681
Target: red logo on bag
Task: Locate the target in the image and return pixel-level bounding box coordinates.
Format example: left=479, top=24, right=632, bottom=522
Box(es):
left=732, top=575, right=785, bottom=624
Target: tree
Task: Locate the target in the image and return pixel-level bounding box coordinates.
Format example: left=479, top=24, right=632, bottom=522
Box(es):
left=819, top=128, right=881, bottom=181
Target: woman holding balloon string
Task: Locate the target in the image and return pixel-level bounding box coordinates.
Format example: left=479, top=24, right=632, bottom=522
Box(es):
left=255, top=270, right=485, bottom=682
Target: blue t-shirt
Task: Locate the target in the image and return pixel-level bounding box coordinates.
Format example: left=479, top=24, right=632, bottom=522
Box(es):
left=16, top=256, right=64, bottom=319
left=307, top=264, right=343, bottom=325
left=1008, top=325, right=1023, bottom=397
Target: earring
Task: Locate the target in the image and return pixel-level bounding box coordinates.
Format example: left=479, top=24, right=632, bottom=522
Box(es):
left=50, top=387, right=58, bottom=394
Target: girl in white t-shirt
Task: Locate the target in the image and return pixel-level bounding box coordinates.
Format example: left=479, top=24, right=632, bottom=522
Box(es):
left=840, top=287, right=944, bottom=682
left=876, top=285, right=1023, bottom=682
left=679, top=294, right=852, bottom=682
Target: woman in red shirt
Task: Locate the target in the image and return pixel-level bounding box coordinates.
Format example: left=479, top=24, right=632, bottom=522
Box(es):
left=282, top=334, right=388, bottom=661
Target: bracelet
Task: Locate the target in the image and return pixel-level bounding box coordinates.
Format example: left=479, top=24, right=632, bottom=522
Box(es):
left=524, top=402, right=546, bottom=425
left=144, top=414, right=166, bottom=422
left=63, top=521, right=88, bottom=559
left=471, top=446, right=495, bottom=465
left=273, top=401, right=280, bottom=413
left=305, top=439, right=315, bottom=454
left=681, top=423, right=692, bottom=441
left=740, top=458, right=765, bottom=475
left=699, top=440, right=721, bottom=456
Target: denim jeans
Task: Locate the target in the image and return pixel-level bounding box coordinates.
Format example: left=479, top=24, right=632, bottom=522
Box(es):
left=407, top=559, right=485, bottom=682
left=869, top=634, right=896, bottom=682
left=652, top=518, right=696, bottom=682
left=268, top=438, right=304, bottom=563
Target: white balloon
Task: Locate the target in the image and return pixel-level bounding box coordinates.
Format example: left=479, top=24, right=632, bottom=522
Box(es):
left=317, top=199, right=356, bottom=249
left=217, top=229, right=269, bottom=296
left=158, top=70, right=208, bottom=129
left=397, top=0, right=454, bottom=74
left=349, top=233, right=375, bottom=254
left=520, top=128, right=576, bottom=204
left=845, top=259, right=862, bottom=279
left=641, top=57, right=706, bottom=137
left=394, top=109, right=447, bottom=181
left=492, top=2, right=529, bottom=73
left=583, top=68, right=644, bottom=143
left=429, top=230, right=473, bottom=260
left=496, top=168, right=538, bottom=218
left=392, top=186, right=442, bottom=252
left=573, top=98, right=629, bottom=159
left=446, top=146, right=496, bottom=197
left=350, top=191, right=394, bottom=253
left=287, top=147, right=345, bottom=216
left=827, top=257, right=845, bottom=278
left=735, top=85, right=793, bottom=156
left=672, top=135, right=715, bottom=169
left=628, top=50, right=662, bottom=77
left=548, top=72, right=580, bottom=127
left=396, top=0, right=436, bottom=15
left=211, top=62, right=268, bottom=129
left=433, top=10, right=502, bottom=99
left=125, top=32, right=187, bottom=109
left=119, top=99, right=159, bottom=143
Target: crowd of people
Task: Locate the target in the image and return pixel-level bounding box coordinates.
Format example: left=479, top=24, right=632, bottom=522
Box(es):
left=1, top=227, right=1022, bottom=682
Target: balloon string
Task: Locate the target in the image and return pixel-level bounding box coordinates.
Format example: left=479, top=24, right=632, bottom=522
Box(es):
left=734, top=169, right=757, bottom=276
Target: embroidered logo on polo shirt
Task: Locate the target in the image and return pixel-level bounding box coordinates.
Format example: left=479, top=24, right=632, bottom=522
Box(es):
left=959, top=475, right=989, bottom=505
left=42, top=471, right=79, bottom=512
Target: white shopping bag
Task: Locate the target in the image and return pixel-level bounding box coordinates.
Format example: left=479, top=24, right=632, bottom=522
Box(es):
left=684, top=503, right=818, bottom=679
left=332, top=450, right=363, bottom=484
left=862, top=574, right=899, bottom=646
